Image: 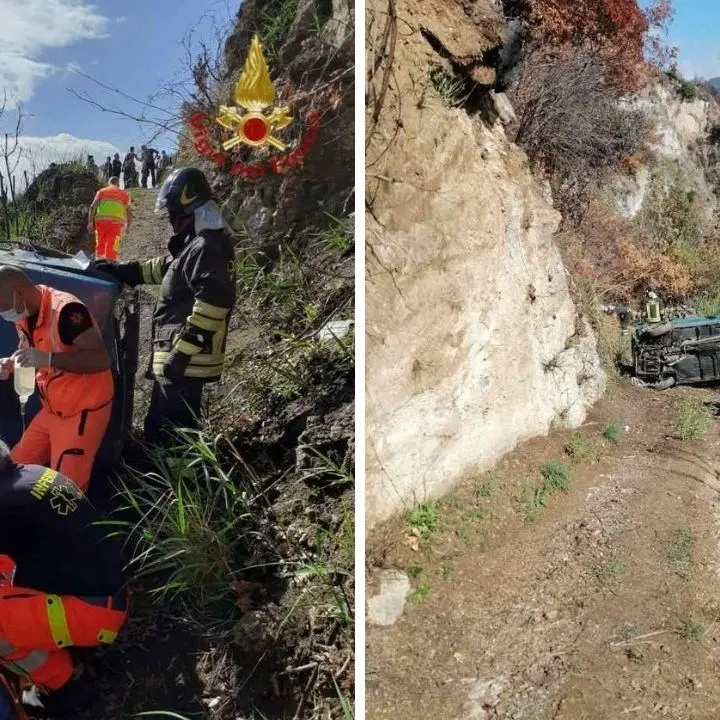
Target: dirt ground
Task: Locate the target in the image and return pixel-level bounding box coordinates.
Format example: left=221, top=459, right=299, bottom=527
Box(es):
left=367, top=379, right=720, bottom=719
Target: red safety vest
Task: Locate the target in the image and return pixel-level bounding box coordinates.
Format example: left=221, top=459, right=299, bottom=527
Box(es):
left=16, top=286, right=113, bottom=417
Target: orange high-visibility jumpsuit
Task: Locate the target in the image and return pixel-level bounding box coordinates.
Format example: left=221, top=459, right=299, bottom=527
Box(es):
left=91, top=185, right=130, bottom=261
left=0, top=464, right=128, bottom=693
left=10, top=287, right=114, bottom=491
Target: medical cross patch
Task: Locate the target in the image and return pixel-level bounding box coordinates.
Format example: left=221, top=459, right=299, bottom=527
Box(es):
left=49, top=483, right=81, bottom=516
left=70, top=312, right=85, bottom=325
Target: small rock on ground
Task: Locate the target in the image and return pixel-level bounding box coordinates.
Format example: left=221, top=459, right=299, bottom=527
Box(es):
left=367, top=570, right=410, bottom=626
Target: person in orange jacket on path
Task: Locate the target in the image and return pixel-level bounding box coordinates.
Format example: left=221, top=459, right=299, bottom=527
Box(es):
left=0, top=266, right=113, bottom=492
left=0, top=440, right=129, bottom=716
left=87, top=177, right=132, bottom=261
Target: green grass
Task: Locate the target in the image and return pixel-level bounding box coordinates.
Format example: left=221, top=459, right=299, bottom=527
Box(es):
left=406, top=502, right=440, bottom=536
left=312, top=213, right=353, bottom=252
left=407, top=563, right=423, bottom=579
left=442, top=565, right=455, bottom=581
left=676, top=398, right=711, bottom=441
left=678, top=618, right=704, bottom=642
left=261, top=0, right=301, bottom=61
left=665, top=527, right=695, bottom=581
left=411, top=583, right=431, bottom=602
left=476, top=483, right=493, bottom=498
left=625, top=646, right=647, bottom=664
left=603, top=422, right=623, bottom=442
left=109, top=431, right=260, bottom=610
left=692, top=293, right=720, bottom=317
left=520, top=461, right=572, bottom=522
left=563, top=431, right=603, bottom=464
left=541, top=460, right=571, bottom=492
left=428, top=64, right=467, bottom=106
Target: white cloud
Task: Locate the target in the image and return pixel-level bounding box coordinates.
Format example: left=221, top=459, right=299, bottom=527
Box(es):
left=0, top=0, right=111, bottom=102
left=0, top=133, right=120, bottom=188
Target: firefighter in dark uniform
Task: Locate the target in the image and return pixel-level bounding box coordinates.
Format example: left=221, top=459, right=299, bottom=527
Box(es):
left=95, top=167, right=236, bottom=444
left=0, top=440, right=128, bottom=717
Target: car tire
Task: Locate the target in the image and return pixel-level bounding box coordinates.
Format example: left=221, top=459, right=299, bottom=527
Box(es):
left=643, top=322, right=673, bottom=338
left=652, top=376, right=676, bottom=390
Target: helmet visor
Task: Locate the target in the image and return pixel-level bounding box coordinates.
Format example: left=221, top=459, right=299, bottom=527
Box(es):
left=154, top=173, right=176, bottom=213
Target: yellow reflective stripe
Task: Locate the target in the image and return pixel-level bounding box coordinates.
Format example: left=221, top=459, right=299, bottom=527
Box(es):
left=141, top=257, right=164, bottom=284
left=46, top=596, right=73, bottom=648
left=187, top=313, right=222, bottom=332
left=152, top=361, right=223, bottom=378
left=154, top=351, right=223, bottom=366
left=174, top=338, right=202, bottom=355
left=97, top=629, right=117, bottom=644
left=140, top=263, right=154, bottom=284
left=193, top=300, right=229, bottom=320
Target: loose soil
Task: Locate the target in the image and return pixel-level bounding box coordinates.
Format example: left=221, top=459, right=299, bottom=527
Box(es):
left=367, top=380, right=720, bottom=719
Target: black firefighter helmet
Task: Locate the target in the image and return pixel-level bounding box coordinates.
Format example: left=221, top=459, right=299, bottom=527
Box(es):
left=155, top=166, right=213, bottom=231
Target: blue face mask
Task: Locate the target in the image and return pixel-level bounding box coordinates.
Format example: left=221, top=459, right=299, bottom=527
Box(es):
left=0, top=294, right=28, bottom=323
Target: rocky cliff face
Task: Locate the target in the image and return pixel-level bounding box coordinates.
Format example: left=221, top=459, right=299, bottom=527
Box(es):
left=366, top=0, right=605, bottom=529
left=613, top=82, right=720, bottom=222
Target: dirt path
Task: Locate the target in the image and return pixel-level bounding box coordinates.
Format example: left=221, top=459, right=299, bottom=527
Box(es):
left=367, top=381, right=720, bottom=719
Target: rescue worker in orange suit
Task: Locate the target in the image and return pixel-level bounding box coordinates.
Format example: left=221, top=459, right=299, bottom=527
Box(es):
left=95, top=167, right=236, bottom=445
left=87, top=177, right=132, bottom=261
left=0, top=439, right=128, bottom=717
left=0, top=267, right=113, bottom=492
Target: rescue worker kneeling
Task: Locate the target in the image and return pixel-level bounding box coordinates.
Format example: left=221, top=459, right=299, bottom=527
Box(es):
left=0, top=440, right=128, bottom=713
left=0, top=266, right=113, bottom=492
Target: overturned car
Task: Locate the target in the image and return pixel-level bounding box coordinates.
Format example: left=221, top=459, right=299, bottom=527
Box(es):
left=632, top=315, right=720, bottom=389
left=0, top=241, right=139, bottom=482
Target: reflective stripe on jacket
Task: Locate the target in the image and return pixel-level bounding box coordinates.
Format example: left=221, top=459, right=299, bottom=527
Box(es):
left=16, top=286, right=114, bottom=417
left=94, top=186, right=129, bottom=224
left=114, top=229, right=236, bottom=382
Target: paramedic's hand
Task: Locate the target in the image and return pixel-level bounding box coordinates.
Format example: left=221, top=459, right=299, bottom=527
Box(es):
left=163, top=349, right=190, bottom=381
left=0, top=357, right=13, bottom=380
left=12, top=348, right=50, bottom=368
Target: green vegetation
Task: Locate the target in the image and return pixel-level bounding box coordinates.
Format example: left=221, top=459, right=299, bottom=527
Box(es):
left=406, top=501, right=440, bottom=536
left=476, top=482, right=493, bottom=498
left=665, top=527, right=695, bottom=581
left=520, top=461, right=572, bottom=522
left=675, top=398, right=711, bottom=441
left=677, top=79, right=702, bottom=102
left=603, top=422, right=623, bottom=442
left=541, top=460, right=571, bottom=492
left=260, top=0, right=301, bottom=60
left=678, top=618, right=704, bottom=642
left=411, top=583, right=432, bottom=602
left=625, top=646, right=647, bottom=664
left=429, top=64, right=467, bottom=106
left=564, top=431, right=603, bottom=463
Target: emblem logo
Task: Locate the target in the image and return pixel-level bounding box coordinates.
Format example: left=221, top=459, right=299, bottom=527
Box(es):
left=189, top=34, right=320, bottom=180
left=216, top=35, right=293, bottom=151
left=180, top=186, right=198, bottom=205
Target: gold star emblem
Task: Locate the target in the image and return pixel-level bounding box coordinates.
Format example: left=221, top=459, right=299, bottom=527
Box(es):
left=216, top=35, right=293, bottom=152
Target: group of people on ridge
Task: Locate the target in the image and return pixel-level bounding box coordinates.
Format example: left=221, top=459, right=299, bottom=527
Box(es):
left=100, top=147, right=172, bottom=190
left=0, top=166, right=236, bottom=718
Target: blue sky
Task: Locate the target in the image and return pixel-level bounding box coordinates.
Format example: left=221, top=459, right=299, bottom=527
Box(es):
left=0, top=0, right=237, bottom=181
left=664, top=0, right=720, bottom=80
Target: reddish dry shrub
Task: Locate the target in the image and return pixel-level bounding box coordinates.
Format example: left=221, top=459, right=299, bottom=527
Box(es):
left=556, top=199, right=694, bottom=300
left=506, top=0, right=675, bottom=90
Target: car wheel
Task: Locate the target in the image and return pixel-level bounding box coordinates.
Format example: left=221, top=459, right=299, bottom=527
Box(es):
left=652, top=376, right=676, bottom=390
left=643, top=322, right=673, bottom=338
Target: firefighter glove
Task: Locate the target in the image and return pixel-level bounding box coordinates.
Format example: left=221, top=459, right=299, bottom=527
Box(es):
left=163, top=349, right=190, bottom=380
